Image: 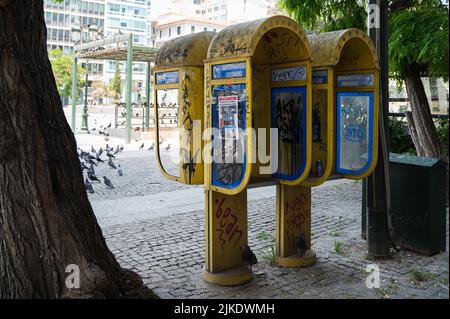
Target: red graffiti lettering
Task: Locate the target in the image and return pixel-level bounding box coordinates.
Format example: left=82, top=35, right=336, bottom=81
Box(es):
left=215, top=198, right=243, bottom=250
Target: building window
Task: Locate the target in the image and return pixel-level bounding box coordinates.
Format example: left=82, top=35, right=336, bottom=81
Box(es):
left=159, top=30, right=162, bottom=38
left=177, top=26, right=181, bottom=35
left=191, top=25, right=195, bottom=33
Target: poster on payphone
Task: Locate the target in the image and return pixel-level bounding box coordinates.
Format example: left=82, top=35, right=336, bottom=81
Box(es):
left=212, top=84, right=246, bottom=188
left=336, top=92, right=373, bottom=175
left=218, top=95, right=239, bottom=140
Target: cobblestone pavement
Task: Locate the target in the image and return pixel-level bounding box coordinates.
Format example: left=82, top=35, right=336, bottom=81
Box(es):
left=86, top=148, right=449, bottom=299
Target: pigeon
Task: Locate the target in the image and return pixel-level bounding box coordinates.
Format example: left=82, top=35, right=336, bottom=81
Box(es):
left=119, top=145, right=124, bottom=152
left=106, top=151, right=115, bottom=159
left=91, top=145, right=97, bottom=154
left=241, top=245, right=258, bottom=270
left=107, top=122, right=112, bottom=129
left=165, top=144, right=171, bottom=151
left=294, top=234, right=308, bottom=257
left=96, top=155, right=104, bottom=163
left=85, top=178, right=94, bottom=194
left=88, top=172, right=100, bottom=183
left=139, top=143, right=144, bottom=150
left=80, top=161, right=89, bottom=172
left=97, top=147, right=103, bottom=157
left=105, top=144, right=112, bottom=152
left=104, top=136, right=110, bottom=141
left=117, top=164, right=123, bottom=176
left=85, top=157, right=98, bottom=167
left=148, top=142, right=154, bottom=151
left=108, top=158, right=117, bottom=169
left=87, top=163, right=96, bottom=175
left=103, top=176, right=114, bottom=189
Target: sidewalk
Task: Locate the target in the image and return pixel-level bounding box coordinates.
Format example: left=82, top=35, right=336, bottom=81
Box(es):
left=84, top=147, right=448, bottom=299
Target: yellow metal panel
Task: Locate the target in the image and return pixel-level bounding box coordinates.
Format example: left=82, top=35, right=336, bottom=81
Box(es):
left=179, top=67, right=204, bottom=184
left=308, top=29, right=379, bottom=70
left=207, top=57, right=254, bottom=196
left=155, top=31, right=216, bottom=69
left=205, top=190, right=248, bottom=273
left=277, top=63, right=313, bottom=186
left=276, top=184, right=316, bottom=267
left=153, top=32, right=215, bottom=185
left=303, top=67, right=335, bottom=187
left=207, top=15, right=310, bottom=63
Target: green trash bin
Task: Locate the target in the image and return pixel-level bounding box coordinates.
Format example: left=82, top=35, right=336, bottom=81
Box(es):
left=389, top=153, right=447, bottom=256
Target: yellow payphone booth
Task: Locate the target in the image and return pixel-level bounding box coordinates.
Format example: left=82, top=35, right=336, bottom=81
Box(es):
left=307, top=29, right=379, bottom=181
left=154, top=32, right=216, bottom=185
left=204, top=15, right=313, bottom=284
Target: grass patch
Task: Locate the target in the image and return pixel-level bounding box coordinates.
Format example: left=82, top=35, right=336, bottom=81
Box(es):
left=261, top=244, right=276, bottom=266
left=409, top=269, right=431, bottom=283
left=333, top=240, right=343, bottom=254
left=329, top=229, right=343, bottom=237
left=256, top=231, right=272, bottom=240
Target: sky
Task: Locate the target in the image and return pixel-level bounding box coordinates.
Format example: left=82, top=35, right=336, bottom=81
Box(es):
left=151, top=1, right=171, bottom=19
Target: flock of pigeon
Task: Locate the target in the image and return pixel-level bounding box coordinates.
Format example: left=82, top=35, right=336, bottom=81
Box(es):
left=78, top=144, right=124, bottom=194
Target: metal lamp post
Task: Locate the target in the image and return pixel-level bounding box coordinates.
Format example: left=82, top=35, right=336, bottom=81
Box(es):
left=80, top=70, right=89, bottom=132
left=70, top=25, right=81, bottom=132
left=70, top=23, right=99, bottom=133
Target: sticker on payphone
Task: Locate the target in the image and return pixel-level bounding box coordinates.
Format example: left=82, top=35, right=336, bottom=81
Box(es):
left=218, top=95, right=239, bottom=140
left=336, top=92, right=373, bottom=175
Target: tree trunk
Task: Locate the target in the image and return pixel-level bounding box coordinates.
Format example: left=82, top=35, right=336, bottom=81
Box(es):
left=0, top=0, right=155, bottom=298
left=403, top=63, right=443, bottom=158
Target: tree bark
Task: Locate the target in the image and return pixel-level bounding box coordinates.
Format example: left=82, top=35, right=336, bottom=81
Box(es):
left=403, top=63, right=443, bottom=158
left=0, top=0, right=155, bottom=298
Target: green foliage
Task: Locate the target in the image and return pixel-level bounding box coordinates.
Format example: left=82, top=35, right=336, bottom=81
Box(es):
left=261, top=244, right=276, bottom=265
left=110, top=63, right=122, bottom=100
left=435, top=118, right=449, bottom=156
left=48, top=49, right=85, bottom=98
left=278, top=0, right=367, bottom=32
left=389, top=4, right=449, bottom=82
left=389, top=117, right=416, bottom=154
left=333, top=240, right=343, bottom=254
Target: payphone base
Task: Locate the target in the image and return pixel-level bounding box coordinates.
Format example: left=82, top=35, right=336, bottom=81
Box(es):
left=203, top=265, right=253, bottom=286
left=276, top=249, right=317, bottom=268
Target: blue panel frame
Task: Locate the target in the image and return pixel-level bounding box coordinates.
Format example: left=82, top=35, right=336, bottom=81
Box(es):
left=212, top=62, right=246, bottom=79
left=271, top=86, right=307, bottom=181
left=211, top=83, right=247, bottom=189
left=336, top=92, right=374, bottom=175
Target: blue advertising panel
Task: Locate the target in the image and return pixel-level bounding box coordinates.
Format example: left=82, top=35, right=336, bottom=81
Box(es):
left=336, top=92, right=374, bottom=175
left=212, top=62, right=246, bottom=79
left=312, top=70, right=328, bottom=84
left=337, top=73, right=374, bottom=87
left=271, top=86, right=307, bottom=181
left=211, top=84, right=247, bottom=188
left=156, top=71, right=179, bottom=85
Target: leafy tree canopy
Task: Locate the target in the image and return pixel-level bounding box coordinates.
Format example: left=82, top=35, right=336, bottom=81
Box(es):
left=389, top=3, right=449, bottom=82
left=48, top=48, right=85, bottom=98
left=278, top=0, right=367, bottom=32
